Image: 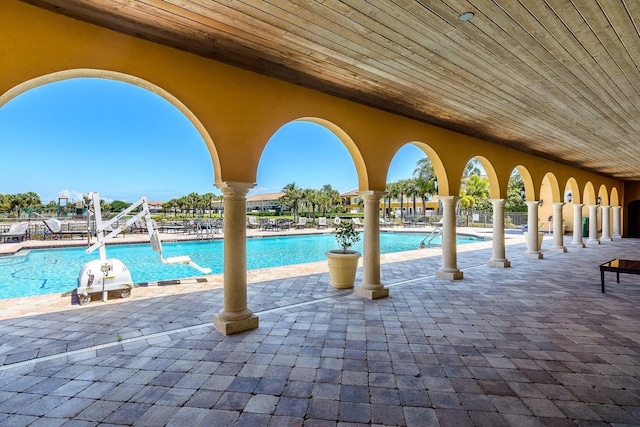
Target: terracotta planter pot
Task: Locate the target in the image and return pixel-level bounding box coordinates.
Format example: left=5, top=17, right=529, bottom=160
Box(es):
left=524, top=231, right=544, bottom=250
left=325, top=250, right=361, bottom=289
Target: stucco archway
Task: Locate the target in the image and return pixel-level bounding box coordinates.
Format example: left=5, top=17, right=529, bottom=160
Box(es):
left=1, top=69, right=221, bottom=185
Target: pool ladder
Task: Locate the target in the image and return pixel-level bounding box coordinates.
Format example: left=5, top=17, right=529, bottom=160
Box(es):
left=420, top=227, right=442, bottom=248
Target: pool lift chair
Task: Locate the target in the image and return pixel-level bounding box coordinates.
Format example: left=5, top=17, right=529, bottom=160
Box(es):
left=77, top=191, right=211, bottom=305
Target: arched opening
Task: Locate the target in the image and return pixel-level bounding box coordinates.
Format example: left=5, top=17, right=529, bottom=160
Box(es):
left=256, top=120, right=358, bottom=225
left=0, top=75, right=226, bottom=297
left=505, top=167, right=530, bottom=231
left=1, top=74, right=217, bottom=210
left=385, top=143, right=442, bottom=225
left=563, top=177, right=580, bottom=233
left=457, top=156, right=495, bottom=227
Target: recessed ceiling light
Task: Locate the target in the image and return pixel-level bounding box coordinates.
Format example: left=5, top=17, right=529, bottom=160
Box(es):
left=459, top=12, right=474, bottom=21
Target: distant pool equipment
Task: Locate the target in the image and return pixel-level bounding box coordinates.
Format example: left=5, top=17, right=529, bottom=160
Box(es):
left=77, top=191, right=211, bottom=305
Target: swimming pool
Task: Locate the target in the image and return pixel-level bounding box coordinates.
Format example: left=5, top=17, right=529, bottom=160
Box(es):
left=0, top=232, right=486, bottom=299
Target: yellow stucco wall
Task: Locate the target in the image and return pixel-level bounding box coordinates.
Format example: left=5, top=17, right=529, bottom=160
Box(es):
left=1, top=1, right=624, bottom=215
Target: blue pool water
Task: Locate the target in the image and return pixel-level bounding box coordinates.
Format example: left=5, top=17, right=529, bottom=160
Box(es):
left=0, top=232, right=486, bottom=299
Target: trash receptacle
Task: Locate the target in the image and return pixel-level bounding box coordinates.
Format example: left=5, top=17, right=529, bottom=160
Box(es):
left=582, top=217, right=589, bottom=237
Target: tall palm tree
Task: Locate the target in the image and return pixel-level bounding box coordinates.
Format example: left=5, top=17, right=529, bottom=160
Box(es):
left=406, top=179, right=419, bottom=217
left=386, top=181, right=400, bottom=220
left=321, top=184, right=340, bottom=214
left=396, top=179, right=412, bottom=220
left=463, top=158, right=482, bottom=177
left=279, top=182, right=302, bottom=221
left=413, top=157, right=435, bottom=181
left=413, top=176, right=434, bottom=216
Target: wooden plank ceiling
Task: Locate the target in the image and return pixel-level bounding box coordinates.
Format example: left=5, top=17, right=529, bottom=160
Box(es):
left=24, top=0, right=640, bottom=180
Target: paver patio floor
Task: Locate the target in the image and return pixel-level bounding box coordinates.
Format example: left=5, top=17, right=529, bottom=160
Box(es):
left=0, top=235, right=639, bottom=426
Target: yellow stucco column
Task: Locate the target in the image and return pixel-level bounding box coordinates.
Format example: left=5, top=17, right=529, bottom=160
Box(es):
left=550, top=202, right=567, bottom=252
left=571, top=203, right=585, bottom=247
left=600, top=205, right=612, bottom=242
left=488, top=199, right=510, bottom=267
left=612, top=206, right=622, bottom=238
left=436, top=196, right=463, bottom=280
left=524, top=201, right=543, bottom=259
left=587, top=204, right=600, bottom=245
left=213, top=181, right=258, bottom=335
left=355, top=191, right=389, bottom=300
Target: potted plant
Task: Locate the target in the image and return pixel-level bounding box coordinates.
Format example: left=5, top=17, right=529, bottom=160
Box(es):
left=325, top=218, right=361, bottom=288
left=523, top=221, right=545, bottom=250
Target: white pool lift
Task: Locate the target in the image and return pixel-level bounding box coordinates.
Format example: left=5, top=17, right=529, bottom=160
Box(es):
left=77, top=191, right=211, bottom=305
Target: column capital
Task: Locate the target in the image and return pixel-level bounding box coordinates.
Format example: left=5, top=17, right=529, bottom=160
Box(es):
left=359, top=190, right=385, bottom=201
left=438, top=195, right=459, bottom=207
left=215, top=181, right=255, bottom=197
left=491, top=198, right=506, bottom=207
left=552, top=202, right=565, bottom=208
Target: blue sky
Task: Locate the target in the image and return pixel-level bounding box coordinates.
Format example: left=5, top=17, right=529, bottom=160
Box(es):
left=0, top=78, right=426, bottom=203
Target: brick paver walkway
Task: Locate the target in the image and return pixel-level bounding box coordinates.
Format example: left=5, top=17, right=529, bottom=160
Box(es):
left=1, top=235, right=639, bottom=426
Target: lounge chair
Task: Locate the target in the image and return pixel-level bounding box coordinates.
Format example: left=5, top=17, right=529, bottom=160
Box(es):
left=42, top=218, right=89, bottom=240
left=0, top=222, right=29, bottom=242
left=317, top=217, right=327, bottom=229
left=352, top=217, right=364, bottom=228
left=295, top=217, right=307, bottom=229
left=379, top=218, right=395, bottom=228
left=247, top=216, right=260, bottom=229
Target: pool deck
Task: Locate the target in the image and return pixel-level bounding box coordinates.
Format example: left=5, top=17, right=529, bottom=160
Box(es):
left=0, top=225, right=496, bottom=320
left=2, top=230, right=640, bottom=426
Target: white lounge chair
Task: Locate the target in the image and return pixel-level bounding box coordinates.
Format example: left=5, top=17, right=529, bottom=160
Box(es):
left=247, top=216, right=260, bottom=229
left=317, top=217, right=327, bottom=229
left=352, top=217, right=364, bottom=228
left=379, top=218, right=395, bottom=228
left=296, top=217, right=307, bottom=229
left=0, top=222, right=29, bottom=242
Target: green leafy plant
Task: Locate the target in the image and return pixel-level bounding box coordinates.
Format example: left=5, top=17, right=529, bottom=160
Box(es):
left=333, top=218, right=361, bottom=253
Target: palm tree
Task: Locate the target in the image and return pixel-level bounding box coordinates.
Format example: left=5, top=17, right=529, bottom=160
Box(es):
left=414, top=176, right=435, bottom=216
left=279, top=183, right=303, bottom=221
left=396, top=179, right=412, bottom=220
left=386, top=181, right=400, bottom=220
left=301, top=188, right=315, bottom=220
left=163, top=199, right=175, bottom=217
left=187, top=192, right=199, bottom=217
left=463, top=158, right=482, bottom=177
left=176, top=196, right=190, bottom=217
left=321, top=184, right=340, bottom=215
left=406, top=179, right=419, bottom=217
left=459, top=174, right=490, bottom=225
left=414, top=156, right=435, bottom=181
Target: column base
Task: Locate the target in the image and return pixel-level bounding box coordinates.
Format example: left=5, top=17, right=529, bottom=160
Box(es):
left=571, top=241, right=586, bottom=248
left=550, top=246, right=567, bottom=252
left=600, top=237, right=613, bottom=243
left=436, top=269, right=463, bottom=280
left=487, top=259, right=511, bottom=268
left=524, top=251, right=543, bottom=259
left=587, top=238, right=600, bottom=245
left=213, top=313, right=259, bottom=335
left=612, top=234, right=622, bottom=239
left=354, top=284, right=389, bottom=299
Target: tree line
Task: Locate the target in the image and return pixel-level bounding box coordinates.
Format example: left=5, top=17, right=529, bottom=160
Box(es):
left=1, top=159, right=528, bottom=219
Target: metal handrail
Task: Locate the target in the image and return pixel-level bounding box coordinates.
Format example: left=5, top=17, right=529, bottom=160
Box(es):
left=420, top=227, right=442, bottom=248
